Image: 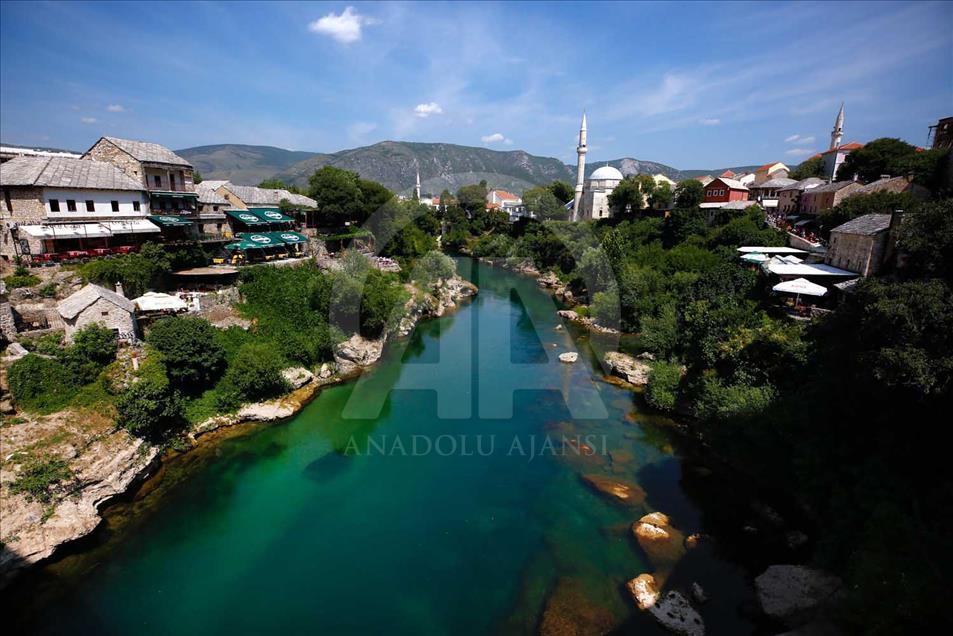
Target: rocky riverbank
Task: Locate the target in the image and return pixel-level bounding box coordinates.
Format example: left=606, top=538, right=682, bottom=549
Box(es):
left=0, top=273, right=476, bottom=586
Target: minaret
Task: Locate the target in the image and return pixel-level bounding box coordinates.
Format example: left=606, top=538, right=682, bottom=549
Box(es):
left=572, top=112, right=588, bottom=221
left=830, top=102, right=844, bottom=151
left=414, top=169, right=421, bottom=200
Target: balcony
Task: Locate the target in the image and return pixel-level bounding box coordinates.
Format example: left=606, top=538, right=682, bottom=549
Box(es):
left=146, top=181, right=193, bottom=193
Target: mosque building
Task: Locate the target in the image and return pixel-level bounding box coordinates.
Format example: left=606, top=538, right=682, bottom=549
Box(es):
left=571, top=113, right=624, bottom=221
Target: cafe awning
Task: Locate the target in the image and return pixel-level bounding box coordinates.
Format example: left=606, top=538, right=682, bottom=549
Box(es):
left=273, top=230, right=308, bottom=244
left=226, top=210, right=270, bottom=226
left=20, top=223, right=112, bottom=238
left=147, top=215, right=192, bottom=227
left=102, top=219, right=161, bottom=234
left=249, top=208, right=294, bottom=224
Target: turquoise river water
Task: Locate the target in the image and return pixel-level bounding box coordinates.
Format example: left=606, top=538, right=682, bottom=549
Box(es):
left=7, top=259, right=757, bottom=634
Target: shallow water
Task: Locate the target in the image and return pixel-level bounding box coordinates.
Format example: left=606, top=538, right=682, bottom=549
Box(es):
left=8, top=259, right=756, bottom=635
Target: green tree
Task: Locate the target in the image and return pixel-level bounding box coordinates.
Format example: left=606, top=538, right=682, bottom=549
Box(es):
left=218, top=342, right=289, bottom=405
left=836, top=137, right=932, bottom=183
left=523, top=186, right=565, bottom=221
left=547, top=180, right=574, bottom=203
left=192, top=170, right=203, bottom=185
left=608, top=176, right=648, bottom=215
left=8, top=355, right=77, bottom=413
left=413, top=251, right=457, bottom=288
left=899, top=199, right=953, bottom=281
left=674, top=179, right=704, bottom=208
left=358, top=179, right=394, bottom=224
left=646, top=361, right=682, bottom=411
left=146, top=316, right=226, bottom=391
left=650, top=181, right=674, bottom=210
left=308, top=166, right=365, bottom=225
left=456, top=182, right=488, bottom=215
left=61, top=323, right=118, bottom=384
left=116, top=375, right=185, bottom=439
left=789, top=156, right=825, bottom=180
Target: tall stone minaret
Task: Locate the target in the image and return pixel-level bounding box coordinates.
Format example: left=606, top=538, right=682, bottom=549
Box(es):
left=572, top=112, right=588, bottom=222
left=829, top=102, right=845, bottom=151
left=414, top=169, right=421, bottom=200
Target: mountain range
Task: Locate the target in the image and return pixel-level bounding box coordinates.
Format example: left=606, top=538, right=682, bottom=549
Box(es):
left=176, top=142, right=767, bottom=195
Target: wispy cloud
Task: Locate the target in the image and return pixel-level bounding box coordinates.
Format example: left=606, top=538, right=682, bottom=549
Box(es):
left=785, top=134, right=815, bottom=144
left=347, top=121, right=377, bottom=142
left=106, top=104, right=125, bottom=112
left=481, top=132, right=512, bottom=144
left=308, top=6, right=378, bottom=44
left=786, top=147, right=815, bottom=157
left=785, top=134, right=801, bottom=142
left=414, top=102, right=443, bottom=118
left=80, top=116, right=97, bottom=124
left=700, top=118, right=721, bottom=126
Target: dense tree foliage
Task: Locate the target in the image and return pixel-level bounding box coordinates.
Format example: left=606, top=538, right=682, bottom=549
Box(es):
left=789, top=155, right=826, bottom=180
left=116, top=369, right=185, bottom=440
left=146, top=316, right=226, bottom=391
left=522, top=186, right=565, bottom=221
left=547, top=180, right=574, bottom=203
left=456, top=181, right=488, bottom=215
left=216, top=343, right=289, bottom=407
left=307, top=166, right=394, bottom=226
left=837, top=137, right=950, bottom=191
left=674, top=179, right=704, bottom=208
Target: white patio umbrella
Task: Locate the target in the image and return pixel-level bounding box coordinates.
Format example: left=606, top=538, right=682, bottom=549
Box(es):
left=773, top=278, right=827, bottom=307
left=741, top=253, right=768, bottom=263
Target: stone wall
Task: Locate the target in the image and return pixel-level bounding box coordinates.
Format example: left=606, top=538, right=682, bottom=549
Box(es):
left=84, top=139, right=144, bottom=185
left=826, top=231, right=887, bottom=276
left=63, top=298, right=137, bottom=342
left=1, top=186, right=46, bottom=259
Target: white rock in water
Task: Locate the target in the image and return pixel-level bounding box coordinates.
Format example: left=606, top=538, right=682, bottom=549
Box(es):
left=559, top=352, right=579, bottom=363
left=648, top=591, right=705, bottom=636
left=626, top=573, right=659, bottom=610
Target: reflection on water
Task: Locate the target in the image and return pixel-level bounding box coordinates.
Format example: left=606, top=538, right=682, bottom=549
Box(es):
left=6, top=259, right=756, bottom=635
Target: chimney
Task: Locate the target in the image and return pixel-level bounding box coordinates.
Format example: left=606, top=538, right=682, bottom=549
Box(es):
left=115, top=281, right=125, bottom=297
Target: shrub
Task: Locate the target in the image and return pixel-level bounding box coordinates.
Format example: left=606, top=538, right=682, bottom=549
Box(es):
left=359, top=271, right=407, bottom=338
left=412, top=251, right=457, bottom=288
left=691, top=374, right=775, bottom=421
left=116, top=376, right=185, bottom=439
left=62, top=323, right=118, bottom=383
left=38, top=281, right=58, bottom=298
left=8, top=355, right=78, bottom=413
left=146, top=316, right=225, bottom=391
left=9, top=457, right=73, bottom=503
left=3, top=273, right=41, bottom=288
left=646, top=362, right=683, bottom=412
left=19, top=332, right=64, bottom=356
left=591, top=290, right=621, bottom=327
left=218, top=343, right=288, bottom=404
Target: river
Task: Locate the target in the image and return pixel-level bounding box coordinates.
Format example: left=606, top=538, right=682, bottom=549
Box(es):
left=8, top=259, right=757, bottom=634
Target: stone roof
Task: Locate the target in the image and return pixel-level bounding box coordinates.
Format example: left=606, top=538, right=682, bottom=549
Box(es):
left=0, top=156, right=144, bottom=191
left=57, top=283, right=135, bottom=320
left=855, top=175, right=930, bottom=198
left=830, top=213, right=892, bottom=236
left=807, top=180, right=859, bottom=194
left=779, top=177, right=825, bottom=192
left=195, top=181, right=230, bottom=204
left=222, top=184, right=316, bottom=208
left=101, top=137, right=192, bottom=167
left=716, top=177, right=749, bottom=190
left=754, top=177, right=797, bottom=189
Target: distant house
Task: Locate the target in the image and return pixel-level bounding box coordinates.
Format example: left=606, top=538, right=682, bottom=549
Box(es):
left=749, top=177, right=797, bottom=210
left=825, top=212, right=901, bottom=277
left=799, top=180, right=863, bottom=215
left=777, top=178, right=824, bottom=215
left=194, top=181, right=232, bottom=239
left=719, top=170, right=735, bottom=178
left=702, top=177, right=749, bottom=205
left=57, top=283, right=137, bottom=342
left=652, top=174, right=677, bottom=189
left=818, top=141, right=863, bottom=180
left=694, top=175, right=714, bottom=186
left=753, top=162, right=790, bottom=185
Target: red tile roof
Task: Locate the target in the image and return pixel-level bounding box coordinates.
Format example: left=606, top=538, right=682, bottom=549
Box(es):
left=720, top=170, right=735, bottom=178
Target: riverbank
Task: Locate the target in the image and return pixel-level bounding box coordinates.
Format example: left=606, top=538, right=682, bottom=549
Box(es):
left=0, top=273, right=476, bottom=586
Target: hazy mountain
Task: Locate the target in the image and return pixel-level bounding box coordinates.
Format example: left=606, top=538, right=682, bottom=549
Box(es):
left=176, top=141, right=769, bottom=195
left=176, top=144, right=325, bottom=185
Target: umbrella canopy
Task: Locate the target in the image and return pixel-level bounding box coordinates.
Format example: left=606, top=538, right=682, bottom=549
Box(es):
left=773, top=278, right=828, bottom=297
left=133, top=292, right=188, bottom=312
left=741, top=253, right=768, bottom=263
left=226, top=210, right=270, bottom=226
left=147, top=215, right=192, bottom=227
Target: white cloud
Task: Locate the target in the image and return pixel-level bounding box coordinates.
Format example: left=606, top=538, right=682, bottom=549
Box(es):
left=481, top=132, right=512, bottom=144
left=785, top=134, right=815, bottom=144
left=308, top=6, right=377, bottom=44
left=347, top=121, right=377, bottom=141
left=785, top=147, right=815, bottom=157
left=106, top=104, right=125, bottom=112
left=414, top=102, right=443, bottom=118
left=80, top=117, right=97, bottom=124
left=700, top=118, right=721, bottom=126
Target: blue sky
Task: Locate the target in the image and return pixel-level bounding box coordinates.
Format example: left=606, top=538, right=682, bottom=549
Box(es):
left=1, top=1, right=951, bottom=169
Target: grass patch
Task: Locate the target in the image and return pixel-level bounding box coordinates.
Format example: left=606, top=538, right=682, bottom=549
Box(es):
left=183, top=388, right=238, bottom=425
left=3, top=273, right=41, bottom=288
left=9, top=456, right=73, bottom=503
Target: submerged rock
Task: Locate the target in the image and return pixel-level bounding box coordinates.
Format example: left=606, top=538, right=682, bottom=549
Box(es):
left=580, top=474, right=646, bottom=506
left=632, top=512, right=686, bottom=572
left=691, top=582, right=708, bottom=604
left=626, top=573, right=660, bottom=610
left=648, top=591, right=705, bottom=636
left=603, top=351, right=652, bottom=386
left=539, top=577, right=618, bottom=636
left=755, top=565, right=843, bottom=627
left=559, top=352, right=579, bottom=363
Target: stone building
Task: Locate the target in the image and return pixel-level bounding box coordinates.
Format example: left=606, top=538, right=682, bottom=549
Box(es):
left=777, top=177, right=824, bottom=214
left=56, top=283, right=137, bottom=342
left=84, top=137, right=198, bottom=216
left=194, top=181, right=232, bottom=239
left=852, top=175, right=931, bottom=199
left=825, top=212, right=901, bottom=277
left=752, top=162, right=790, bottom=185
left=702, top=177, right=750, bottom=205
left=749, top=177, right=796, bottom=210
left=1, top=156, right=154, bottom=260
left=569, top=113, right=624, bottom=220
left=799, top=180, right=863, bottom=215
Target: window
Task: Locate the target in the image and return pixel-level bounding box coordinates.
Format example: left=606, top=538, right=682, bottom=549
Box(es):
left=133, top=201, right=141, bottom=212
left=111, top=200, right=119, bottom=212
left=85, top=200, right=95, bottom=212
left=49, top=199, right=60, bottom=212
left=66, top=199, right=76, bottom=212
left=169, top=174, right=176, bottom=190
left=213, top=205, right=219, bottom=212
left=101, top=311, right=109, bottom=317
left=153, top=175, right=162, bottom=188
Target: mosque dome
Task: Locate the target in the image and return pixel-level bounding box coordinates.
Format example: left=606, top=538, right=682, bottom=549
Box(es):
left=589, top=165, right=624, bottom=181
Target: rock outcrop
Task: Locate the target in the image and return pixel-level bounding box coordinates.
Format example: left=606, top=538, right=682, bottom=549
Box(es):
left=755, top=565, right=843, bottom=628
left=633, top=512, right=686, bottom=575
left=604, top=351, right=652, bottom=386
left=559, top=351, right=579, bottom=363
left=626, top=573, right=660, bottom=610
left=281, top=366, right=314, bottom=389
left=334, top=334, right=386, bottom=374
